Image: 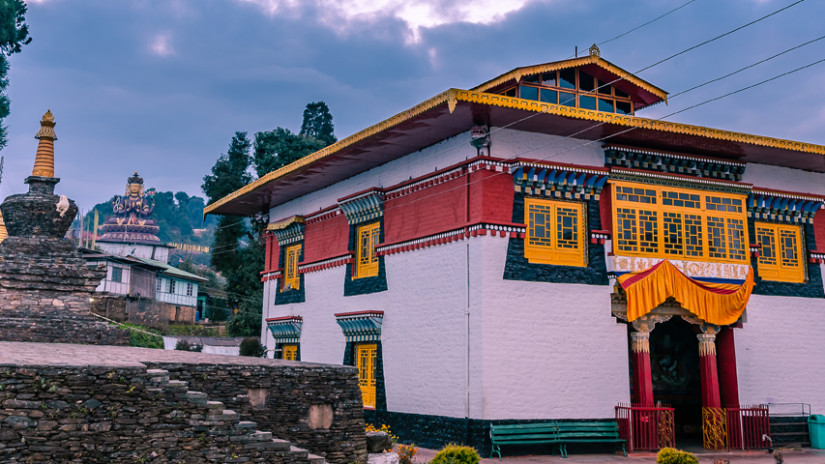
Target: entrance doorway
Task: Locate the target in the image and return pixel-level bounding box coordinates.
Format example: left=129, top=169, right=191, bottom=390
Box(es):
left=649, top=317, right=702, bottom=444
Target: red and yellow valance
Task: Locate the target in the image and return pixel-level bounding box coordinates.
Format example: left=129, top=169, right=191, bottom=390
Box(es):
left=617, top=260, right=754, bottom=325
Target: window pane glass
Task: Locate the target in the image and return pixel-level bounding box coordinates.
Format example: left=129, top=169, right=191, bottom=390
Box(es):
left=639, top=210, right=659, bottom=254
left=559, top=69, right=575, bottom=89
left=542, top=72, right=557, bottom=86
left=559, top=92, right=576, bottom=107
left=598, top=98, right=614, bottom=112
left=540, top=89, right=558, bottom=103
left=616, top=208, right=638, bottom=253
left=597, top=79, right=611, bottom=95
left=519, top=85, right=538, bottom=100
left=579, top=71, right=595, bottom=92
left=579, top=96, right=596, bottom=110
left=615, top=87, right=629, bottom=98
left=524, top=74, right=540, bottom=84
left=616, top=101, right=632, bottom=114
left=503, top=87, right=516, bottom=97
left=663, top=212, right=683, bottom=255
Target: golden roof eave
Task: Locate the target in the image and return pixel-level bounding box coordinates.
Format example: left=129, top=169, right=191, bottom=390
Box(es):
left=471, top=55, right=669, bottom=104
left=204, top=89, right=825, bottom=217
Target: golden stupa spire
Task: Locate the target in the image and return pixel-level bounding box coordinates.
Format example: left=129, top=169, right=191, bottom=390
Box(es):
left=31, top=110, right=57, bottom=178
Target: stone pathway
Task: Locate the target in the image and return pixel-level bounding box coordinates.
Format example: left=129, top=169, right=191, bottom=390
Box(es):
left=413, top=445, right=825, bottom=463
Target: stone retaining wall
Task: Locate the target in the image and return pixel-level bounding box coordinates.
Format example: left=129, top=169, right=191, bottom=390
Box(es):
left=0, top=364, right=325, bottom=463
left=151, top=361, right=367, bottom=464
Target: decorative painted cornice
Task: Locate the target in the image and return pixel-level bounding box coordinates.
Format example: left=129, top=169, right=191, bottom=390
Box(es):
left=514, top=163, right=608, bottom=200
left=298, top=254, right=353, bottom=274
left=591, top=230, right=611, bottom=244
left=261, top=271, right=282, bottom=282
left=376, top=222, right=526, bottom=256
left=266, top=316, right=302, bottom=343
left=267, top=217, right=305, bottom=247
left=810, top=251, right=825, bottom=264
left=335, top=311, right=384, bottom=342
left=338, top=190, right=384, bottom=225
left=610, top=167, right=752, bottom=195
left=385, top=167, right=465, bottom=200
left=604, top=146, right=746, bottom=182
left=747, top=193, right=821, bottom=224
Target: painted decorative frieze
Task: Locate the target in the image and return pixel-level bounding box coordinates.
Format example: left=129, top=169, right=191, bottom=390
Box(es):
left=612, top=255, right=750, bottom=281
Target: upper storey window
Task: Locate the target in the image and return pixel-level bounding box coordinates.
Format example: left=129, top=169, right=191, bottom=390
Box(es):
left=755, top=222, right=805, bottom=283
left=355, top=222, right=380, bottom=279
left=611, top=181, right=748, bottom=264
left=500, top=69, right=633, bottom=115
left=524, top=198, right=586, bottom=267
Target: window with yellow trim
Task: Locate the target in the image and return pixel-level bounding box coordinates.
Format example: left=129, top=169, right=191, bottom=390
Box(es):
left=356, top=343, right=377, bottom=408
left=355, top=222, right=380, bottom=279
left=524, top=198, right=586, bottom=267
left=283, top=244, right=301, bottom=291
left=755, top=222, right=805, bottom=283
left=611, top=181, right=748, bottom=263
left=282, top=344, right=298, bottom=361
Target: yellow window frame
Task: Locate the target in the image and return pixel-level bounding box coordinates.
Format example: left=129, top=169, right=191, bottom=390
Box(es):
left=355, top=222, right=380, bottom=279
left=282, top=344, right=298, bottom=361
left=283, top=244, right=301, bottom=291
left=356, top=343, right=377, bottom=408
left=524, top=198, right=586, bottom=267
left=755, top=222, right=805, bottom=283
left=611, top=181, right=749, bottom=264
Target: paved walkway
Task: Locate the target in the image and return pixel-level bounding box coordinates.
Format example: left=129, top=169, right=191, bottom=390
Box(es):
left=413, top=446, right=825, bottom=463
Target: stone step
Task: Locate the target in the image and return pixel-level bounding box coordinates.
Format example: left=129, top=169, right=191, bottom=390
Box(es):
left=234, top=421, right=258, bottom=431
left=204, top=400, right=224, bottom=410
left=307, top=453, right=327, bottom=464
left=268, top=439, right=290, bottom=451
left=185, top=391, right=208, bottom=404
left=165, top=379, right=189, bottom=390
left=290, top=445, right=308, bottom=457
left=206, top=409, right=238, bottom=422
left=145, top=369, right=169, bottom=384
left=248, top=430, right=272, bottom=442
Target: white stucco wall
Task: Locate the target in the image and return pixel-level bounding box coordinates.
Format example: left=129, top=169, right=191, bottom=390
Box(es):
left=264, top=240, right=473, bottom=419
left=735, top=294, right=825, bottom=414
left=489, top=129, right=604, bottom=168
left=476, top=237, right=629, bottom=420
left=742, top=163, right=825, bottom=196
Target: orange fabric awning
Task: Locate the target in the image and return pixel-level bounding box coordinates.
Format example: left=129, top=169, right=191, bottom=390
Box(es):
left=617, top=260, right=754, bottom=325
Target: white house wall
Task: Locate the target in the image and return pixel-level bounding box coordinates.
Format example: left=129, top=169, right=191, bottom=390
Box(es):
left=735, top=294, right=825, bottom=413
left=489, top=129, right=604, bottom=168
left=742, top=163, right=825, bottom=196
left=477, top=237, right=629, bottom=420
left=265, top=240, right=473, bottom=419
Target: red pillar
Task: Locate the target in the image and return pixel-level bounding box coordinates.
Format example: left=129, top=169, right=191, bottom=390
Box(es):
left=698, top=333, right=721, bottom=408
left=631, top=331, right=654, bottom=406
left=716, top=327, right=740, bottom=408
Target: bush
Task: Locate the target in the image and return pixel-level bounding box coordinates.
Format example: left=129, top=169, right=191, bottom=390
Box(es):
left=430, top=444, right=480, bottom=464
left=239, top=337, right=266, bottom=357
left=656, top=447, right=698, bottom=464
left=175, top=339, right=203, bottom=352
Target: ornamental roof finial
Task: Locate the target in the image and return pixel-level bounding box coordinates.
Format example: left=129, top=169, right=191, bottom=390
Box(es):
left=589, top=44, right=600, bottom=58
left=31, top=110, right=57, bottom=178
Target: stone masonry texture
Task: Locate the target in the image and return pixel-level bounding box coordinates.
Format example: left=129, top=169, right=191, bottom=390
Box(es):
left=0, top=342, right=367, bottom=464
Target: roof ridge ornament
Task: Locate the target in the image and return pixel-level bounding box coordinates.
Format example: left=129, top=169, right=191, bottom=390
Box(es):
left=589, top=43, right=600, bottom=59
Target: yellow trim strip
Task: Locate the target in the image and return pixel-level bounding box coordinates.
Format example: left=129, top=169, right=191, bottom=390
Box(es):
left=266, top=215, right=305, bottom=231
left=205, top=89, right=825, bottom=217
left=470, top=56, right=669, bottom=103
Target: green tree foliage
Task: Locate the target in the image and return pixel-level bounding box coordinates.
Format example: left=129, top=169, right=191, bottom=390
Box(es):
left=239, top=336, right=267, bottom=357
left=252, top=127, right=325, bottom=178
left=206, top=104, right=336, bottom=337
left=300, top=101, right=337, bottom=147
left=0, top=0, right=30, bottom=148
left=430, top=444, right=481, bottom=464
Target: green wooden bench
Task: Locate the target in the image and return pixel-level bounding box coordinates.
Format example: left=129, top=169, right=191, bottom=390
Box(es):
left=489, top=422, right=562, bottom=460
left=556, top=421, right=626, bottom=458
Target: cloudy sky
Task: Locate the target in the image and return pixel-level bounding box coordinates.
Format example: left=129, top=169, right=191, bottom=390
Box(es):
left=3, top=0, right=824, bottom=216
